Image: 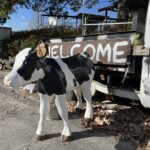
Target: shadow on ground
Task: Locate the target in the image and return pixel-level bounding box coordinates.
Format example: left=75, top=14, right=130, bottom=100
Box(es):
left=66, top=94, right=150, bottom=150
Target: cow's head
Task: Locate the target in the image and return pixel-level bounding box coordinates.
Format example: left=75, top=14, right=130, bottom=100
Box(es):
left=4, top=42, right=47, bottom=88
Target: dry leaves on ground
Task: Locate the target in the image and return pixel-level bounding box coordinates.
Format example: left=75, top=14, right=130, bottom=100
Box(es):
left=66, top=100, right=150, bottom=149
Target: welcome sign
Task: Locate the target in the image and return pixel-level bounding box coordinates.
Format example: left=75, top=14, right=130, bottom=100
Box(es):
left=47, top=38, right=131, bottom=65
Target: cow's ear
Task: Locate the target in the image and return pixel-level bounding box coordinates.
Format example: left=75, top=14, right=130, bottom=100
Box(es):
left=36, top=42, right=47, bottom=58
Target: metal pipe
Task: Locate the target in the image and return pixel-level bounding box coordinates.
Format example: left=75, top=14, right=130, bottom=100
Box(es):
left=84, top=22, right=132, bottom=26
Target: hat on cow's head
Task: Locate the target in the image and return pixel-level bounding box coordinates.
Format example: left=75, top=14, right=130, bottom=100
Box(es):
left=36, top=42, right=47, bottom=58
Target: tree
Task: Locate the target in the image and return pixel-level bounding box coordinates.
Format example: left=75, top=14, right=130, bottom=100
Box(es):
left=109, top=0, right=149, bottom=21
left=0, top=0, right=29, bottom=24
left=0, top=0, right=98, bottom=24
left=30, top=0, right=98, bottom=15
left=109, top=0, right=148, bottom=10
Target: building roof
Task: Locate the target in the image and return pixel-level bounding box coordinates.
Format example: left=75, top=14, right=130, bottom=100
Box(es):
left=98, top=5, right=117, bottom=12
left=0, top=26, right=11, bottom=30
left=77, top=13, right=105, bottom=21
left=41, top=14, right=78, bottom=18
left=41, top=12, right=117, bottom=22
left=42, top=13, right=106, bottom=21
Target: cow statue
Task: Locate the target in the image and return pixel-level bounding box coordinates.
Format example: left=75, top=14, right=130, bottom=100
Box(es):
left=4, top=42, right=95, bottom=142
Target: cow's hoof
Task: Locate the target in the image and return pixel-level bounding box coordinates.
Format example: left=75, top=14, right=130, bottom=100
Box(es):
left=61, top=135, right=71, bottom=143
left=35, top=135, right=45, bottom=141
left=82, top=118, right=92, bottom=128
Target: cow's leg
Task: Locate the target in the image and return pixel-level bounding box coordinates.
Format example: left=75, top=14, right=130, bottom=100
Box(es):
left=81, top=81, right=93, bottom=122
left=74, top=87, right=83, bottom=109
left=55, top=94, right=71, bottom=142
left=36, top=93, right=49, bottom=140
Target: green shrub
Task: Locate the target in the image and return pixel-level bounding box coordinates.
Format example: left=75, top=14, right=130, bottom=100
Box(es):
left=2, top=26, right=79, bottom=57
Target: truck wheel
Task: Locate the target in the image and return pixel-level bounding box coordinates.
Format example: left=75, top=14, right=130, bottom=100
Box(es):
left=0, top=62, right=3, bottom=70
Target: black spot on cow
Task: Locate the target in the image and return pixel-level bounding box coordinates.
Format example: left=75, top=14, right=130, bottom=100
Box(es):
left=17, top=50, right=40, bottom=80
left=62, top=54, right=94, bottom=85
left=37, top=58, right=67, bottom=95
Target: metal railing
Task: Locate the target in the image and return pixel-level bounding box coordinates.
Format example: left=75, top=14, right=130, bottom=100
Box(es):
left=83, top=22, right=132, bottom=26
left=82, top=21, right=133, bottom=35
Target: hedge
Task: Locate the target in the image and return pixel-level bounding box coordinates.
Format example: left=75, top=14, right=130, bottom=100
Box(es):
left=1, top=26, right=81, bottom=57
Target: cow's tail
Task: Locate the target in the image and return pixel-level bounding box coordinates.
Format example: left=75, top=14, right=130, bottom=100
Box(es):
left=83, top=51, right=95, bottom=71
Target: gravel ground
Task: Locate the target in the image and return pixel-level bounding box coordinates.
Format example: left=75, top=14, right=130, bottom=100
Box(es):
left=0, top=70, right=136, bottom=150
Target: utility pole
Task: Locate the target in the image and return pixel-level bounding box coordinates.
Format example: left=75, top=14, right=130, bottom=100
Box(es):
left=36, top=0, right=40, bottom=29
left=82, top=0, right=85, bottom=35
left=37, top=9, right=40, bottom=29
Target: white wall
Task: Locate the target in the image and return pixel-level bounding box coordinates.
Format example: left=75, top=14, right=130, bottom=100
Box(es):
left=0, top=27, right=11, bottom=53
left=0, top=27, right=11, bottom=40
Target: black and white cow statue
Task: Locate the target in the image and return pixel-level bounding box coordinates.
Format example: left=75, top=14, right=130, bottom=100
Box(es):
left=4, top=42, right=95, bottom=142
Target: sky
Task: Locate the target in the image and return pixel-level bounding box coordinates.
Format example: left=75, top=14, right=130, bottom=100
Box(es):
left=1, top=1, right=117, bottom=31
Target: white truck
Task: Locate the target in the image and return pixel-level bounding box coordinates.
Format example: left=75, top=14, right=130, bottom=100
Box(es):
left=23, top=0, right=150, bottom=112
left=44, top=2, right=150, bottom=109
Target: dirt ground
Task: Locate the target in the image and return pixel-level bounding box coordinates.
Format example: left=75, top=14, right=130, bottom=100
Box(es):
left=0, top=70, right=150, bottom=150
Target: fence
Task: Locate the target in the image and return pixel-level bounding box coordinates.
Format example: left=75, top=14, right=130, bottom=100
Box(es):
left=82, top=21, right=133, bottom=35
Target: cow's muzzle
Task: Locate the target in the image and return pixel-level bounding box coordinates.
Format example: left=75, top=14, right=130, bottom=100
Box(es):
left=4, top=75, right=13, bottom=86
